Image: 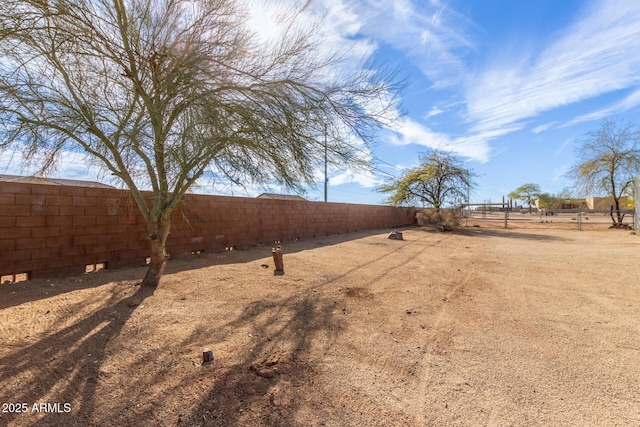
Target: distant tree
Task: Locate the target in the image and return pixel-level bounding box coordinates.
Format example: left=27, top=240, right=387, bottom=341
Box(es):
left=508, top=183, right=541, bottom=214
left=378, top=150, right=476, bottom=210
left=0, top=0, right=401, bottom=286
left=568, top=119, right=640, bottom=227
left=536, top=189, right=572, bottom=214
left=536, top=193, right=556, bottom=210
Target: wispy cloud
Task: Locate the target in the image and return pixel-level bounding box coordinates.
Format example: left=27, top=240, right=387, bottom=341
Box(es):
left=464, top=0, right=640, bottom=144
left=355, top=0, right=475, bottom=89
left=424, top=107, right=444, bottom=118
left=249, top=1, right=489, bottom=162
left=309, top=0, right=640, bottom=165
left=247, top=0, right=376, bottom=73
left=0, top=147, right=118, bottom=185
left=554, top=138, right=573, bottom=157
left=562, top=88, right=640, bottom=128
left=386, top=117, right=490, bottom=162
left=329, top=169, right=381, bottom=188
left=532, top=122, right=558, bottom=134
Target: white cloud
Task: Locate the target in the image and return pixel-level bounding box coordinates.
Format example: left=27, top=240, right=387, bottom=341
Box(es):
left=554, top=138, right=573, bottom=157
left=563, top=87, right=640, bottom=128
left=532, top=122, right=557, bottom=134
left=464, top=0, right=640, bottom=140
left=329, top=169, right=381, bottom=188
left=424, top=107, right=444, bottom=118
left=246, top=0, right=377, bottom=78
left=296, top=0, right=640, bottom=166
left=385, top=117, right=490, bottom=162
left=0, top=147, right=110, bottom=183
left=246, top=1, right=489, bottom=167
left=292, top=0, right=475, bottom=89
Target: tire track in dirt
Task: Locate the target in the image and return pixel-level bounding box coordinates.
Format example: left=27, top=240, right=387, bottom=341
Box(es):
left=410, top=228, right=640, bottom=426
left=290, top=230, right=456, bottom=425
left=412, top=241, right=479, bottom=426
left=309, top=230, right=471, bottom=425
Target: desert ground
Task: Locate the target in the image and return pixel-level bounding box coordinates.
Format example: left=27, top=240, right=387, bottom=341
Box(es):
left=1, top=220, right=639, bottom=426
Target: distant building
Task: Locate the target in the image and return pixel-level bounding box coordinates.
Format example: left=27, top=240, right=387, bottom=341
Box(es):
left=584, top=196, right=633, bottom=211
left=0, top=174, right=115, bottom=189
left=534, top=195, right=633, bottom=212
left=256, top=193, right=307, bottom=201
left=534, top=197, right=585, bottom=212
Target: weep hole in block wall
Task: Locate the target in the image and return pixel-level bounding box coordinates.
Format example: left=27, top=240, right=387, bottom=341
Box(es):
left=1, top=272, right=30, bottom=284
left=85, top=262, right=108, bottom=273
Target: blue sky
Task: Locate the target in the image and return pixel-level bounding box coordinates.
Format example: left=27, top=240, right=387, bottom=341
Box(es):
left=4, top=0, right=640, bottom=206
left=298, top=0, right=640, bottom=205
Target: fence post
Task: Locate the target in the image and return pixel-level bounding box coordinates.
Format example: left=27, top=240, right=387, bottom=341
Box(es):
left=578, top=211, right=582, bottom=231
left=504, top=207, right=508, bottom=229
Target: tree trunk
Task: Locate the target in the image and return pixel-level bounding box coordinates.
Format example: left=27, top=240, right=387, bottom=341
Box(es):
left=608, top=198, right=626, bottom=227
left=610, top=205, right=615, bottom=225
left=614, top=198, right=623, bottom=224
left=142, top=215, right=171, bottom=287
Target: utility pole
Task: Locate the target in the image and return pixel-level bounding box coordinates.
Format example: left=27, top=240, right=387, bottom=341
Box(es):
left=324, top=125, right=328, bottom=202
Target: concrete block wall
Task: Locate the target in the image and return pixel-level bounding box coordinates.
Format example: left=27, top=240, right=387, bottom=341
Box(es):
left=0, top=181, right=416, bottom=279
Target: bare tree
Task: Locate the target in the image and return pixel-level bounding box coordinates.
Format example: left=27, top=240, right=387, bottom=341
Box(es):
left=568, top=118, right=640, bottom=228
left=0, top=0, right=401, bottom=286
left=378, top=150, right=476, bottom=210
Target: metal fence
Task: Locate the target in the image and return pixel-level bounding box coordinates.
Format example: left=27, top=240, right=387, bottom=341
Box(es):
left=463, top=207, right=635, bottom=230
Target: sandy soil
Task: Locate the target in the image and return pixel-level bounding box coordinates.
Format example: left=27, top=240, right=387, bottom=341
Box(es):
left=1, top=221, right=639, bottom=426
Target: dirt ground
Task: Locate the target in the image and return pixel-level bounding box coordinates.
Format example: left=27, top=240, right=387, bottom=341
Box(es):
left=1, top=221, right=639, bottom=426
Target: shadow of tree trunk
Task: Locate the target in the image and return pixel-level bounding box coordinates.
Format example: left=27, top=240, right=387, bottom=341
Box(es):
left=79, top=290, right=345, bottom=426
left=0, top=283, right=154, bottom=426
left=178, top=292, right=344, bottom=426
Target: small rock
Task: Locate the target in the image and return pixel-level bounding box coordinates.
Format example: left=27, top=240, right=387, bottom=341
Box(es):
left=256, top=368, right=276, bottom=378
left=250, top=362, right=277, bottom=378
left=260, top=264, right=269, bottom=268
left=388, top=230, right=404, bottom=240
left=127, top=299, right=141, bottom=307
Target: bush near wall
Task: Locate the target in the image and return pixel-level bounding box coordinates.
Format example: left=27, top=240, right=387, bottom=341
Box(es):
left=416, top=208, right=462, bottom=231
left=0, top=182, right=416, bottom=280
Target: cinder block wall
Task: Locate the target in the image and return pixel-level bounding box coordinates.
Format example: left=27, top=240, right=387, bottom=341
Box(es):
left=0, top=182, right=416, bottom=279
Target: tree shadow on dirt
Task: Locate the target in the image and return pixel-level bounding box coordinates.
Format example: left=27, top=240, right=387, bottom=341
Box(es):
left=0, top=227, right=414, bottom=425
left=0, top=282, right=154, bottom=427
left=0, top=266, right=149, bottom=311
left=76, top=227, right=428, bottom=425
left=180, top=293, right=344, bottom=427
left=80, top=290, right=345, bottom=426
